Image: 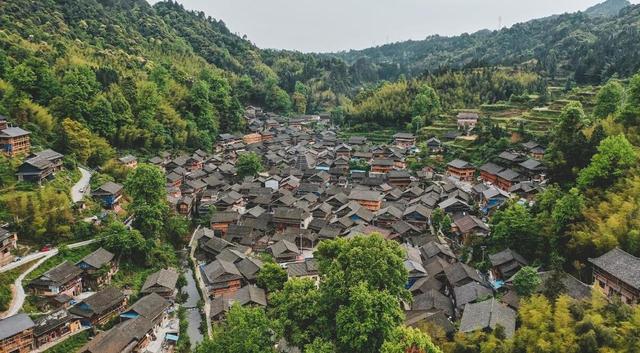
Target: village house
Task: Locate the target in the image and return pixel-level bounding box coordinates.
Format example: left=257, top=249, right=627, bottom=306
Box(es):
left=457, top=112, right=479, bottom=133
left=425, top=137, right=444, bottom=154
left=29, top=261, right=83, bottom=298
left=91, top=181, right=124, bottom=210
left=286, top=258, right=319, bottom=284
left=348, top=190, right=383, bottom=212
left=453, top=215, right=490, bottom=244
left=210, top=211, right=240, bottom=236
left=478, top=162, right=504, bottom=185
left=243, top=133, right=263, bottom=145
left=388, top=170, right=412, bottom=188
left=489, top=249, right=529, bottom=281
left=589, top=248, right=640, bottom=305
left=69, top=287, right=128, bottom=327
left=459, top=298, right=516, bottom=338
left=141, top=268, right=179, bottom=299
left=33, top=309, right=81, bottom=348
left=334, top=144, right=352, bottom=159
left=76, top=247, right=117, bottom=291
left=392, top=133, right=416, bottom=148
left=118, top=155, right=138, bottom=168
left=495, top=168, right=522, bottom=191
left=0, top=125, right=31, bottom=157
left=446, top=159, right=475, bottom=182
left=522, top=141, right=545, bottom=160
left=201, top=259, right=244, bottom=297
left=0, top=313, right=35, bottom=353
left=272, top=207, right=312, bottom=231
left=79, top=316, right=154, bottom=353
left=16, top=149, right=64, bottom=183
left=210, top=285, right=268, bottom=322
left=0, top=227, right=17, bottom=266
left=267, top=240, right=301, bottom=263
left=371, top=159, right=394, bottom=174
left=120, top=293, right=171, bottom=329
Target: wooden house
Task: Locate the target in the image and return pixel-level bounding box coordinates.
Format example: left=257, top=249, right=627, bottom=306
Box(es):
left=392, top=133, right=416, bottom=148
left=69, top=287, right=128, bottom=326
left=28, top=261, right=83, bottom=298
left=446, top=159, right=475, bottom=182
left=589, top=248, right=640, bottom=305
left=76, top=247, right=117, bottom=291
left=0, top=313, right=35, bottom=353
left=0, top=126, right=30, bottom=157
left=16, top=149, right=64, bottom=183
left=0, top=227, right=17, bottom=266
left=92, top=182, right=124, bottom=210
left=33, top=310, right=81, bottom=348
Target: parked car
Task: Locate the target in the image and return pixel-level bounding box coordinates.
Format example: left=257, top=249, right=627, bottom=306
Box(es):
left=40, top=245, right=52, bottom=252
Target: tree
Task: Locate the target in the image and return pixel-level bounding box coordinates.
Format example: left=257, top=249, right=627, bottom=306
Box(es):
left=334, top=282, right=404, bottom=353
left=236, top=152, right=263, bottom=178
left=412, top=85, right=441, bottom=118
left=577, top=135, right=637, bottom=189
left=124, top=164, right=169, bottom=238
left=513, top=266, right=542, bottom=297
left=196, top=305, right=275, bottom=353
left=304, top=338, right=336, bottom=353
left=256, top=262, right=288, bottom=292
left=380, top=326, right=442, bottom=353
left=124, top=164, right=167, bottom=205
left=266, top=84, right=292, bottom=113
left=545, top=102, right=591, bottom=184
left=490, top=203, right=541, bottom=258
left=594, top=80, right=624, bottom=119
left=100, top=220, right=146, bottom=260
left=88, top=94, right=117, bottom=138
left=269, top=278, right=323, bottom=348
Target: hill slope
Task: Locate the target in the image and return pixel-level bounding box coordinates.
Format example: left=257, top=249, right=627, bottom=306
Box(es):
left=330, top=4, right=640, bottom=84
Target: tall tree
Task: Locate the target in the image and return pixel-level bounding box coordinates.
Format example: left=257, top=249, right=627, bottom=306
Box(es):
left=594, top=80, right=624, bottom=119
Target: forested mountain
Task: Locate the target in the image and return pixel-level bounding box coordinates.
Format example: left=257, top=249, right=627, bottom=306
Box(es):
left=331, top=4, right=640, bottom=84
left=585, top=0, right=630, bottom=17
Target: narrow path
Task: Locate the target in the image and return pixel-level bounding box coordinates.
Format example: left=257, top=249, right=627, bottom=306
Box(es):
left=71, top=167, right=92, bottom=203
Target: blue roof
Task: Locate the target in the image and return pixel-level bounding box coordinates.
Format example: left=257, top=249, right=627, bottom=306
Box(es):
left=166, top=333, right=179, bottom=342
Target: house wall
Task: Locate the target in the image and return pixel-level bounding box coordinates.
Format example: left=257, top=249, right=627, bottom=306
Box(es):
left=0, top=328, right=33, bottom=353
left=354, top=199, right=382, bottom=212
left=593, top=267, right=640, bottom=305
left=0, top=135, right=30, bottom=157
left=447, top=166, right=475, bottom=182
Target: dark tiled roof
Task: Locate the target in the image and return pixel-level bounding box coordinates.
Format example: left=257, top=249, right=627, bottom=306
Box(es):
left=589, top=248, right=640, bottom=290
left=0, top=313, right=34, bottom=340
left=141, top=268, right=179, bottom=294
left=77, top=248, right=114, bottom=269
left=128, top=293, right=170, bottom=321
left=31, top=261, right=82, bottom=287
left=459, top=298, right=516, bottom=338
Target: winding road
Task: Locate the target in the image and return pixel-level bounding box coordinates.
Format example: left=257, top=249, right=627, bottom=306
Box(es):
left=0, top=238, right=100, bottom=318
left=71, top=167, right=92, bottom=203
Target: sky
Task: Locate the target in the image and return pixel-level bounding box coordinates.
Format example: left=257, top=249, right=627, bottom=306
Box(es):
left=149, top=0, right=639, bottom=53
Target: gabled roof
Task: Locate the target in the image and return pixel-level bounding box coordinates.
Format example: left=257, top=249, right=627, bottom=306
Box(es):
left=70, top=287, right=125, bottom=318
left=589, top=248, right=640, bottom=290
left=454, top=282, right=494, bottom=309
left=444, top=262, right=483, bottom=286
left=202, top=259, right=242, bottom=283
left=459, top=298, right=516, bottom=338
left=93, top=181, right=123, bottom=195
left=489, top=248, right=528, bottom=268
left=447, top=159, right=473, bottom=169
left=0, top=313, right=34, bottom=340
left=232, top=285, right=267, bottom=307
left=127, top=293, right=170, bottom=321
left=141, top=268, right=179, bottom=294
left=348, top=190, right=383, bottom=202
left=454, top=215, right=490, bottom=234
left=30, top=261, right=82, bottom=287
left=411, top=289, right=454, bottom=317
left=77, top=248, right=115, bottom=269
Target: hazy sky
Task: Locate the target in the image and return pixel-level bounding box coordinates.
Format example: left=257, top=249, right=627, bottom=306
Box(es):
left=149, top=0, right=638, bottom=53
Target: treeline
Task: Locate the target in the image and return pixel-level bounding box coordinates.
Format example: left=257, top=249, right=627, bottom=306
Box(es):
left=331, top=5, right=640, bottom=85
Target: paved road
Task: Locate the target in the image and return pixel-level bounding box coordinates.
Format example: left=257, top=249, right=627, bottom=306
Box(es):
left=0, top=238, right=99, bottom=274
left=0, top=238, right=100, bottom=318
left=1, top=253, right=53, bottom=318
left=71, top=167, right=92, bottom=203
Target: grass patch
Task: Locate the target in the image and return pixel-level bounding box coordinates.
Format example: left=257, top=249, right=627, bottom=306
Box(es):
left=0, top=260, right=39, bottom=312
left=111, top=261, right=159, bottom=299
left=42, top=330, right=90, bottom=353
